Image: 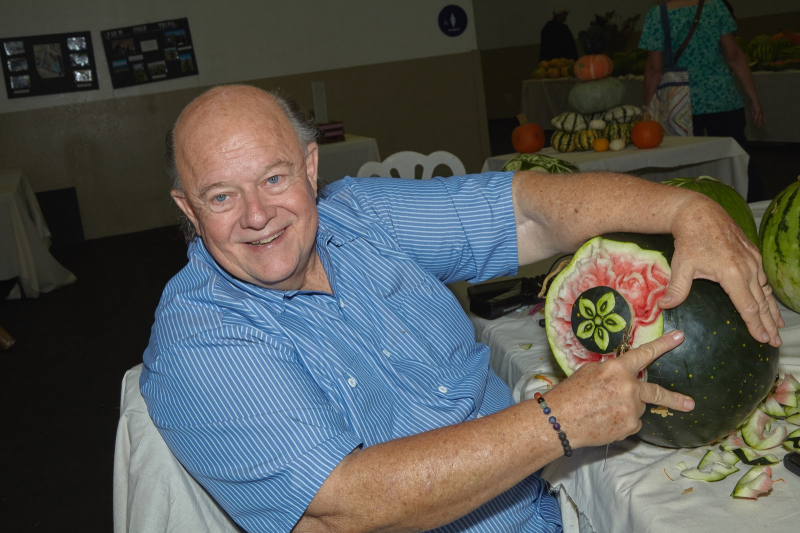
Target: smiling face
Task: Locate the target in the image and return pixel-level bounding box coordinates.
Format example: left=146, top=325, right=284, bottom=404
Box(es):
left=171, top=86, right=324, bottom=292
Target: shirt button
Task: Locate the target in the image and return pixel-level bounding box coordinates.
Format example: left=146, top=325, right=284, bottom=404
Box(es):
left=339, top=300, right=346, bottom=308
left=382, top=349, right=391, bottom=357
left=347, top=377, right=357, bottom=387
left=438, top=385, right=448, bottom=393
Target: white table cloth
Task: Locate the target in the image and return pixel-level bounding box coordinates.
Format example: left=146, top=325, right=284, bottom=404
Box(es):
left=482, top=136, right=750, bottom=198
left=317, top=134, right=380, bottom=187
left=468, top=201, right=800, bottom=533
left=521, top=71, right=800, bottom=143
left=0, top=169, right=76, bottom=298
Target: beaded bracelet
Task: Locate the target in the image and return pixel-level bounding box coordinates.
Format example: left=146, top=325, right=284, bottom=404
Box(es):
left=533, top=392, right=572, bottom=457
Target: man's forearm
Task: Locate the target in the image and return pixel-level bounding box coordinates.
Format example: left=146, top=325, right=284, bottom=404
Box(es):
left=512, top=171, right=721, bottom=265
left=297, top=400, right=564, bottom=532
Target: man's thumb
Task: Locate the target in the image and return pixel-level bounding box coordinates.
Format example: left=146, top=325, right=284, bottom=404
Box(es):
left=659, top=270, right=692, bottom=309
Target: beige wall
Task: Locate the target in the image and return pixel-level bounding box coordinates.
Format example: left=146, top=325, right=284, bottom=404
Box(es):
left=480, top=11, right=800, bottom=121
left=0, top=52, right=490, bottom=239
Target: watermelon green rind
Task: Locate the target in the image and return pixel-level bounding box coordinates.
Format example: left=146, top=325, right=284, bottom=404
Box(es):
left=758, top=178, right=800, bottom=313
left=741, top=409, right=788, bottom=450
left=660, top=176, right=759, bottom=246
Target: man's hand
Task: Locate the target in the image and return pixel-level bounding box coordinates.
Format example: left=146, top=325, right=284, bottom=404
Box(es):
left=659, top=197, right=783, bottom=346
left=545, top=331, right=693, bottom=449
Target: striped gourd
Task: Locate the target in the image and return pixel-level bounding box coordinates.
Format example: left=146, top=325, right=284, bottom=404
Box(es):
left=759, top=177, right=800, bottom=312
left=602, top=105, right=642, bottom=125
left=551, top=111, right=589, bottom=132
left=551, top=131, right=576, bottom=152
left=574, top=129, right=600, bottom=151
left=602, top=123, right=633, bottom=144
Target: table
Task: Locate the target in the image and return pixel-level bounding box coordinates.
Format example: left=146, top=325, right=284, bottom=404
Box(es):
left=0, top=169, right=76, bottom=298
left=521, top=71, right=800, bottom=143
left=317, top=134, right=380, bottom=187
left=467, top=201, right=800, bottom=533
left=482, top=136, right=750, bottom=198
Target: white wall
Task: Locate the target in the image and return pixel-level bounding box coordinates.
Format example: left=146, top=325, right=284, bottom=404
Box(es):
left=473, top=0, right=799, bottom=51
left=1, top=0, right=477, bottom=114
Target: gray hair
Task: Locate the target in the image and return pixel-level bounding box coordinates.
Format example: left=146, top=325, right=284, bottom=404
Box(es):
left=167, top=87, right=318, bottom=241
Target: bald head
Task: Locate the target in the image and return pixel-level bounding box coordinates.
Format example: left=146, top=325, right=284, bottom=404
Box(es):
left=166, top=86, right=317, bottom=240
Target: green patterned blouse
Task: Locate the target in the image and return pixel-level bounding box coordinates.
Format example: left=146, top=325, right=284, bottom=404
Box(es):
left=638, top=0, right=744, bottom=115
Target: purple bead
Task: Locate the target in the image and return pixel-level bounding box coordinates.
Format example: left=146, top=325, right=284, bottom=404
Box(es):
left=543, top=407, right=551, bottom=415
left=553, top=422, right=561, bottom=431
left=548, top=416, right=556, bottom=424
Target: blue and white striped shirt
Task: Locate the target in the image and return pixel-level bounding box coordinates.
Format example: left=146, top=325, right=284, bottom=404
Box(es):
left=141, top=172, right=562, bottom=533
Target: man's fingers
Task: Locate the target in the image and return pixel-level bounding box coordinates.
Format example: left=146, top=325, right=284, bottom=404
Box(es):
left=744, top=272, right=782, bottom=346
left=658, top=265, right=692, bottom=310
left=639, top=382, right=695, bottom=412
left=620, top=330, right=684, bottom=373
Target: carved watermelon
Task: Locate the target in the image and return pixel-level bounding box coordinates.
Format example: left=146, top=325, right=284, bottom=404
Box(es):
left=544, top=234, right=780, bottom=448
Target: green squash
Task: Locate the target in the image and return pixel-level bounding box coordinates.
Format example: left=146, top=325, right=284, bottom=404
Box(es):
left=568, top=77, right=626, bottom=115
left=551, top=131, right=576, bottom=153
left=759, top=177, right=800, bottom=312
left=573, top=129, right=599, bottom=151
left=544, top=234, right=780, bottom=448
left=661, top=176, right=759, bottom=246
left=602, top=123, right=632, bottom=144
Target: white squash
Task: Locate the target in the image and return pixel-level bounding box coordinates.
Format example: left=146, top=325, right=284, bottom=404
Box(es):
left=589, top=119, right=607, bottom=130
left=609, top=139, right=626, bottom=151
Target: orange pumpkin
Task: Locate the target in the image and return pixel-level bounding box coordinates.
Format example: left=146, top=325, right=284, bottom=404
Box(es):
left=573, top=55, right=614, bottom=81
left=631, top=119, right=664, bottom=149
left=512, top=123, right=545, bottom=153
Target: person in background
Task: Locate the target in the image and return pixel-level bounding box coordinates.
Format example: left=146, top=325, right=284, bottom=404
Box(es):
left=640, top=0, right=766, bottom=202
left=540, top=7, right=579, bottom=61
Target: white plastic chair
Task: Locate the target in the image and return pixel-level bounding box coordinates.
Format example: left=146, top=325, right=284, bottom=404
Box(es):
left=356, top=151, right=466, bottom=180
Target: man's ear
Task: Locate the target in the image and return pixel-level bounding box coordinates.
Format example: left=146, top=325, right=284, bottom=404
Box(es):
left=305, top=142, right=320, bottom=194
left=171, top=189, right=202, bottom=237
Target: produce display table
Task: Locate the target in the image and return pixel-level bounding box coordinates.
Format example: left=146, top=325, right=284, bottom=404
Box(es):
left=465, top=201, right=800, bottom=533
left=0, top=169, right=76, bottom=298
left=521, top=71, right=800, bottom=143
left=482, top=136, right=749, bottom=198
left=317, top=134, right=380, bottom=188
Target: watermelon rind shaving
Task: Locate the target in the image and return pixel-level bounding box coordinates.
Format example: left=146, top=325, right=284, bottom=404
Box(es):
left=741, top=410, right=788, bottom=450
left=679, top=449, right=739, bottom=481
left=783, top=428, right=800, bottom=452
left=544, top=237, right=668, bottom=376
left=731, top=466, right=773, bottom=499
left=758, top=394, right=788, bottom=417
left=728, top=447, right=780, bottom=466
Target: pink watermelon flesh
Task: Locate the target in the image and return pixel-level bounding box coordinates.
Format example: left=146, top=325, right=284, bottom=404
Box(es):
left=774, top=376, right=799, bottom=407
left=742, top=410, right=788, bottom=450
left=546, top=239, right=669, bottom=374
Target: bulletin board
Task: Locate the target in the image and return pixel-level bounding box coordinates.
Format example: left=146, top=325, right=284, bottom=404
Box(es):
left=101, top=18, right=198, bottom=89
left=1, top=31, right=99, bottom=99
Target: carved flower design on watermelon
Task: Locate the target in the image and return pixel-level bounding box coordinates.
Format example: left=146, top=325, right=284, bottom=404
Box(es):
left=574, top=292, right=627, bottom=352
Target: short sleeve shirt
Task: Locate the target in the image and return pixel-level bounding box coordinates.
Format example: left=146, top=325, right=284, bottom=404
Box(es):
left=140, top=172, right=562, bottom=533
left=638, top=0, right=743, bottom=114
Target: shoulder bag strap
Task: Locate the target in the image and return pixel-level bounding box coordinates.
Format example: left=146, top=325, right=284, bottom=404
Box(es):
left=674, top=0, right=706, bottom=63
left=659, top=3, right=675, bottom=68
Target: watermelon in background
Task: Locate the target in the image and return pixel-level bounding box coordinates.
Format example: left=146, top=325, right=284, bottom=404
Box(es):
left=661, top=176, right=759, bottom=246
left=759, top=177, right=800, bottom=313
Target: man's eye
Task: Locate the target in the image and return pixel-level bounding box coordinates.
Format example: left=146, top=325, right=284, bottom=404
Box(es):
left=267, top=175, right=280, bottom=184
left=213, top=194, right=228, bottom=203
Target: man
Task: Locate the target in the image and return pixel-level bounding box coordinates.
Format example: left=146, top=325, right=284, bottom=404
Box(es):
left=141, top=85, right=781, bottom=533
left=540, top=7, right=579, bottom=62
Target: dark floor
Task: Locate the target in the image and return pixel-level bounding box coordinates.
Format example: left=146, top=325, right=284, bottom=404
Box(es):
left=1, top=226, right=189, bottom=532
left=1, top=140, right=797, bottom=531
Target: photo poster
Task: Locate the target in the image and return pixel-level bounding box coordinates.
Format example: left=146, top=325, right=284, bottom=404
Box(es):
left=101, top=18, right=198, bottom=89
left=1, top=31, right=99, bottom=99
